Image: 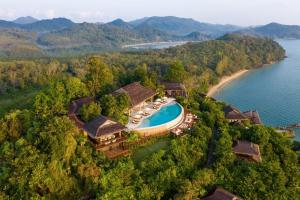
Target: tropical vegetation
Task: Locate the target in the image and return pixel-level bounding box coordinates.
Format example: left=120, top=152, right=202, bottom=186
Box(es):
left=1, top=34, right=297, bottom=200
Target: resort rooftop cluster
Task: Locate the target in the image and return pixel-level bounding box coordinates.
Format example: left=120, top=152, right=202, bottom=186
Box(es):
left=67, top=80, right=264, bottom=164
left=68, top=81, right=191, bottom=158
left=65, top=80, right=267, bottom=198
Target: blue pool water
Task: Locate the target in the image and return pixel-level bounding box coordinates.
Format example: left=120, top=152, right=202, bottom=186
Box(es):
left=213, top=40, right=300, bottom=141
left=138, top=102, right=183, bottom=128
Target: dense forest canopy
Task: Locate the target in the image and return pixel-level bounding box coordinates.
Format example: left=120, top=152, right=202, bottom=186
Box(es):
left=1, top=34, right=297, bottom=200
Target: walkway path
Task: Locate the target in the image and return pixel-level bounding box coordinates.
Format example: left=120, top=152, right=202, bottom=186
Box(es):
left=206, top=126, right=218, bottom=167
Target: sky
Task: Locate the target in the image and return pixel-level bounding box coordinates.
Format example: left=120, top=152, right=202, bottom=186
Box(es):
left=0, top=0, right=299, bottom=26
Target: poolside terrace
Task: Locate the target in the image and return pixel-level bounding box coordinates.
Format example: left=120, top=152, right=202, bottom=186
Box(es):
left=170, top=111, right=198, bottom=136
left=126, top=97, right=176, bottom=130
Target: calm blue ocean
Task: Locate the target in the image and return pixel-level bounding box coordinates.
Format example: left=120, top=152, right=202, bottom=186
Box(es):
left=213, top=40, right=300, bottom=141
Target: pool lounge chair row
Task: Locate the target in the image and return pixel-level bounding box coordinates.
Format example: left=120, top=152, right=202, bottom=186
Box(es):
left=171, top=113, right=198, bottom=136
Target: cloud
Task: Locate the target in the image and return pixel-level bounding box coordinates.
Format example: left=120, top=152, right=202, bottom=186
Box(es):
left=0, top=8, right=16, bottom=20
left=45, top=9, right=56, bottom=19
left=66, top=10, right=116, bottom=22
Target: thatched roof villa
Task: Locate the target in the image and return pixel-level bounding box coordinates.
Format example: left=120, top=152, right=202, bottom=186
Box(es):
left=113, top=82, right=157, bottom=113
left=68, top=97, right=95, bottom=128
left=232, top=140, right=262, bottom=162
left=203, top=187, right=243, bottom=200
left=224, top=105, right=262, bottom=125
left=162, top=82, right=187, bottom=98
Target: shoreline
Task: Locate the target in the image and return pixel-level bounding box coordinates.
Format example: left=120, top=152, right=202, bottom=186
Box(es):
left=122, top=41, right=188, bottom=48
left=207, top=70, right=249, bottom=97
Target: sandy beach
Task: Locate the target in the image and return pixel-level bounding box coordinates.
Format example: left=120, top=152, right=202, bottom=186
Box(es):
left=207, top=70, right=249, bottom=97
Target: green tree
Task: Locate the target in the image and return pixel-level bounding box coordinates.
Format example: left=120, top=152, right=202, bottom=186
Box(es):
left=79, top=102, right=102, bottom=122
left=100, top=95, right=118, bottom=117
left=164, top=61, right=187, bottom=83
left=85, top=57, right=114, bottom=96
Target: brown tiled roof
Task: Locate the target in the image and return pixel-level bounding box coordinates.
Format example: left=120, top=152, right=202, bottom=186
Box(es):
left=162, top=82, right=186, bottom=91
left=83, top=115, right=126, bottom=139
left=68, top=97, right=95, bottom=115
left=243, top=110, right=262, bottom=125
left=113, top=82, right=157, bottom=107
left=69, top=114, right=85, bottom=129
left=68, top=97, right=95, bottom=129
left=233, top=140, right=262, bottom=162
left=224, top=106, right=247, bottom=120
left=203, top=188, right=242, bottom=200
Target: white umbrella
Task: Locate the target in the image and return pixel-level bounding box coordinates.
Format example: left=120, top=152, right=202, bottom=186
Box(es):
left=155, top=98, right=162, bottom=102
left=133, top=114, right=142, bottom=119
left=145, top=107, right=152, bottom=112
left=162, top=96, right=168, bottom=100
left=137, top=111, right=144, bottom=115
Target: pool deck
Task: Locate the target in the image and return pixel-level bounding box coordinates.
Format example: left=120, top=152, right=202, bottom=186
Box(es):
left=126, top=98, right=176, bottom=131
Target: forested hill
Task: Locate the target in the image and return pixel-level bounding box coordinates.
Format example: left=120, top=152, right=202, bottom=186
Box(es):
left=0, top=35, right=300, bottom=200
left=236, top=22, right=300, bottom=39
left=0, top=15, right=297, bottom=59
left=0, top=34, right=285, bottom=115
left=0, top=34, right=298, bottom=199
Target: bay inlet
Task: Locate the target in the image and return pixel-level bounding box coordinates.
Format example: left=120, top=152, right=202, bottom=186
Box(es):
left=213, top=40, right=300, bottom=141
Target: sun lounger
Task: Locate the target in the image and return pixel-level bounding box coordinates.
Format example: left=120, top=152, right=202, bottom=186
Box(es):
left=171, top=128, right=183, bottom=136
left=185, top=118, right=193, bottom=123
left=132, top=119, right=140, bottom=124
left=143, top=112, right=150, bottom=116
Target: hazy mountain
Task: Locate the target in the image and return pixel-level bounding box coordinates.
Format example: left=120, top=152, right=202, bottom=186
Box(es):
left=237, top=23, right=300, bottom=39
left=0, top=17, right=75, bottom=32
left=1, top=16, right=300, bottom=58
left=182, top=32, right=212, bottom=41
left=23, top=18, right=75, bottom=32
left=13, top=16, right=39, bottom=24
left=0, top=20, right=20, bottom=29
left=107, top=19, right=134, bottom=30
left=129, top=17, right=150, bottom=26
left=37, top=23, right=143, bottom=49
left=0, top=29, right=43, bottom=58
left=130, top=16, right=241, bottom=36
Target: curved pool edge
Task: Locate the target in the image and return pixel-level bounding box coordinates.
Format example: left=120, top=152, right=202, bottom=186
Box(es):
left=134, top=103, right=184, bottom=137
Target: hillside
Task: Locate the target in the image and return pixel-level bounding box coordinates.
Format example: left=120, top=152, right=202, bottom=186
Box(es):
left=13, top=16, right=39, bottom=24
left=130, top=16, right=241, bottom=36
left=0, top=29, right=44, bottom=58
left=0, top=16, right=298, bottom=58
left=0, top=34, right=285, bottom=98
left=0, top=34, right=298, bottom=200
left=237, top=23, right=300, bottom=39
left=0, top=17, right=75, bottom=32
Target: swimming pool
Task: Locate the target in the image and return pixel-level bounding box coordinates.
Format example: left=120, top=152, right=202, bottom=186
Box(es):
left=137, top=102, right=183, bottom=128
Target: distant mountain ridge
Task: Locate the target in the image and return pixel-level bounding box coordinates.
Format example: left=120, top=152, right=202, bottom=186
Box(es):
left=13, top=16, right=38, bottom=24
left=236, top=22, right=300, bottom=39
left=0, top=16, right=299, bottom=58
left=129, top=16, right=241, bottom=37
left=0, top=17, right=75, bottom=32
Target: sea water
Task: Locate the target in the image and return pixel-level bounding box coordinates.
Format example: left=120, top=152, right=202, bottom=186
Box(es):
left=213, top=40, right=300, bottom=141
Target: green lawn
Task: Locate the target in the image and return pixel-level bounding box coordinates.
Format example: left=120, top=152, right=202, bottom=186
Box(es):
left=0, top=87, right=42, bottom=117
left=132, top=137, right=171, bottom=164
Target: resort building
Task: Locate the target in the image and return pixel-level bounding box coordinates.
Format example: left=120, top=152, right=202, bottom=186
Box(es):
left=68, top=97, right=95, bottom=129
left=83, top=115, right=129, bottom=158
left=224, top=106, right=262, bottom=125
left=113, top=82, right=157, bottom=113
left=68, top=97, right=129, bottom=159
left=243, top=110, right=262, bottom=125
left=203, top=187, right=243, bottom=200
left=162, top=82, right=187, bottom=98
left=232, top=140, right=262, bottom=162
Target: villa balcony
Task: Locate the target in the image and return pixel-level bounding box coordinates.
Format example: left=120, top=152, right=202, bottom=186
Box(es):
left=105, top=147, right=131, bottom=159
left=94, top=136, right=128, bottom=151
